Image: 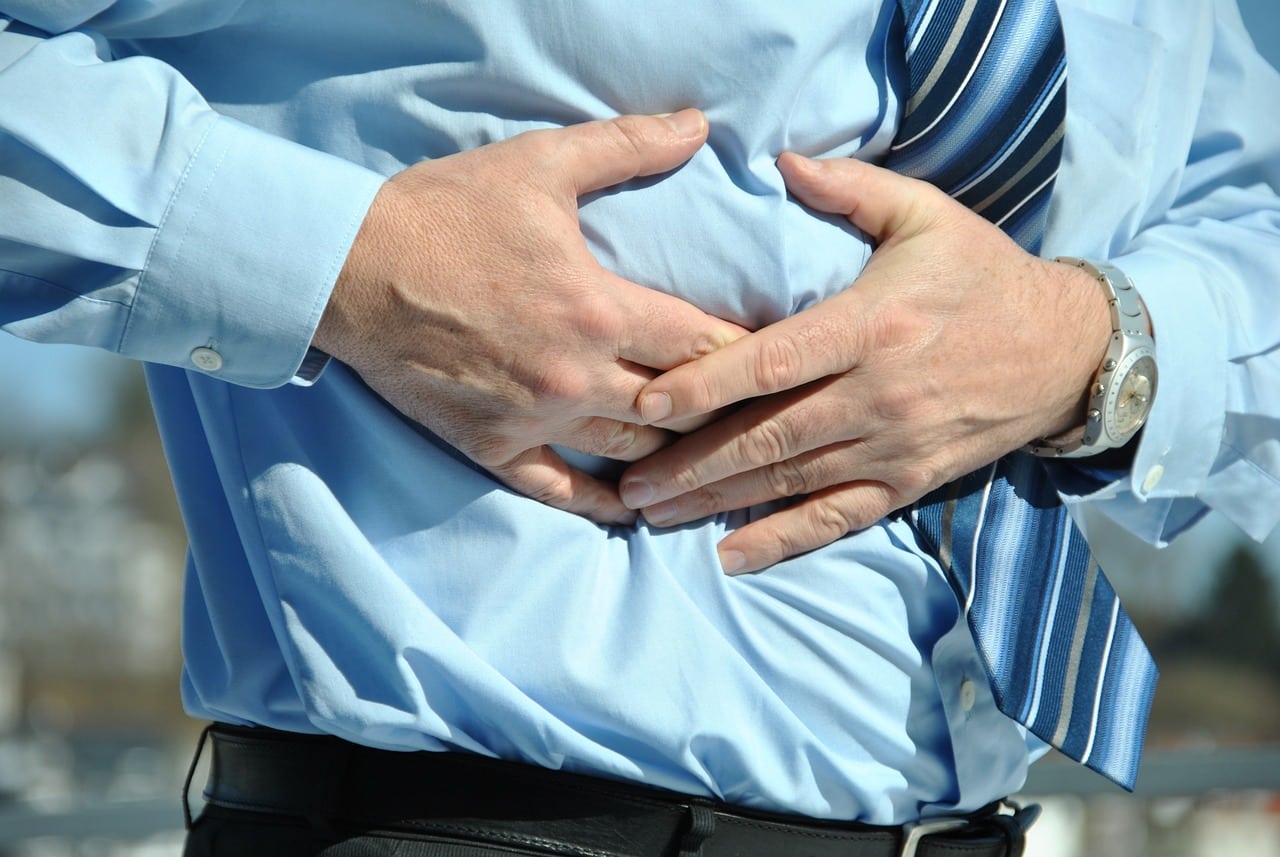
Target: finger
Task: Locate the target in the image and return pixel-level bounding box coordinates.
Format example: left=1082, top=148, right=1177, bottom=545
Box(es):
left=609, top=270, right=747, bottom=370
left=621, top=380, right=855, bottom=508
left=634, top=293, right=865, bottom=426
left=715, top=482, right=897, bottom=575
left=554, top=416, right=674, bottom=463
left=575, top=352, right=711, bottom=427
left=657, top=404, right=738, bottom=435
left=635, top=440, right=867, bottom=527
left=776, top=153, right=938, bottom=244
left=550, top=110, right=710, bottom=197
left=492, top=446, right=638, bottom=525
left=623, top=398, right=800, bottom=509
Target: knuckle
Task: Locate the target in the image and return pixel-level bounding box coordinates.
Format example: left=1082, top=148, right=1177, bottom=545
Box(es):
left=603, top=116, right=653, bottom=160
left=469, top=436, right=519, bottom=470
left=523, top=475, right=575, bottom=507
left=736, top=418, right=793, bottom=469
left=871, top=380, right=920, bottom=423
left=686, top=369, right=723, bottom=415
left=568, top=288, right=619, bottom=341
left=811, top=499, right=856, bottom=541
left=895, top=461, right=940, bottom=500
left=528, top=362, right=591, bottom=405
left=773, top=521, right=815, bottom=563
left=686, top=330, right=727, bottom=360
left=511, top=129, right=562, bottom=178
left=667, top=462, right=706, bottom=496
left=753, top=336, right=806, bottom=392
left=853, top=484, right=899, bottom=527
left=764, top=460, right=809, bottom=499
left=598, top=421, right=639, bottom=458
left=687, top=330, right=722, bottom=360
left=524, top=126, right=564, bottom=159
left=684, top=316, right=742, bottom=360
left=673, top=485, right=719, bottom=519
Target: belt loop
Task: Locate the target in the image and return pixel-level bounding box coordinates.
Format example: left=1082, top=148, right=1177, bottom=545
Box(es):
left=182, top=724, right=213, bottom=830
left=987, top=801, right=1041, bottom=857
left=677, top=802, right=716, bottom=857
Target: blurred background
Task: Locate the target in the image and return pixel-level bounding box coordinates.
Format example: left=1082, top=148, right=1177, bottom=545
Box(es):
left=1, top=4, right=1279, bottom=854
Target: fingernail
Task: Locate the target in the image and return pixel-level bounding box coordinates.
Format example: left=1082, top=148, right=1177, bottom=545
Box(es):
left=779, top=152, right=819, bottom=173
left=659, top=108, right=705, bottom=138
left=639, top=392, right=672, bottom=423
left=642, top=500, right=677, bottom=525
left=719, top=549, right=748, bottom=575
left=620, top=480, right=654, bottom=509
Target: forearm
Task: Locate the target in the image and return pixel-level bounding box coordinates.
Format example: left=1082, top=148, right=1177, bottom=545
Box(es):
left=1053, top=0, right=1280, bottom=545
left=0, top=12, right=385, bottom=387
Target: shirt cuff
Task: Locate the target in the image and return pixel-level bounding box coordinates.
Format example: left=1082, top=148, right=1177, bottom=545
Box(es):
left=1113, top=248, right=1226, bottom=494
left=290, top=346, right=332, bottom=387
left=120, top=113, right=386, bottom=388
left=1059, top=248, right=1227, bottom=545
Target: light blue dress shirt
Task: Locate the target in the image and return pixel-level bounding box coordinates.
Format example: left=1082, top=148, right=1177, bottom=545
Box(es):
left=2, top=0, right=1278, bottom=826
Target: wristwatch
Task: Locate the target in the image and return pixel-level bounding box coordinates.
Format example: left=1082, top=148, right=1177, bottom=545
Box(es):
left=1028, top=258, right=1157, bottom=459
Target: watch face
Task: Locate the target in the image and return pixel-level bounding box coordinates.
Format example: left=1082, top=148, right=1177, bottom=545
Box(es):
left=1107, top=352, right=1157, bottom=439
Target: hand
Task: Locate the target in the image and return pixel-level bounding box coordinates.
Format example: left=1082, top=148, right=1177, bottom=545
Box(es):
left=619, top=153, right=1111, bottom=572
left=312, top=110, right=744, bottom=524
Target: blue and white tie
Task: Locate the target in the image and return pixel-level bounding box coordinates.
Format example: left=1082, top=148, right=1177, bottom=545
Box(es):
left=886, top=0, right=1158, bottom=789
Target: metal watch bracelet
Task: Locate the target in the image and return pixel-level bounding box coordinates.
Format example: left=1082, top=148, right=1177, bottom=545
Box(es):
left=1027, top=258, right=1156, bottom=459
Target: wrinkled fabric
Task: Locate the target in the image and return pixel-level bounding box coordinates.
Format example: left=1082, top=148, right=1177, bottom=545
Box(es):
left=1, top=0, right=1277, bottom=824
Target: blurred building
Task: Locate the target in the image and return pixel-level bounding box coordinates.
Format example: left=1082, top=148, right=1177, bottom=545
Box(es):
left=0, top=450, right=180, bottom=682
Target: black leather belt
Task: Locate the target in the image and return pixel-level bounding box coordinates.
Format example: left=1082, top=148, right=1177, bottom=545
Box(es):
left=190, top=724, right=1037, bottom=857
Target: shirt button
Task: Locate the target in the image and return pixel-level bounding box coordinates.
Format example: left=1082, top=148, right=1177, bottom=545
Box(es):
left=960, top=679, right=977, bottom=713
left=190, top=347, right=224, bottom=372
left=1141, top=464, right=1164, bottom=494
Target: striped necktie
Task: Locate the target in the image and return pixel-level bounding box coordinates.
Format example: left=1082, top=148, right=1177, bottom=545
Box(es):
left=886, top=0, right=1158, bottom=790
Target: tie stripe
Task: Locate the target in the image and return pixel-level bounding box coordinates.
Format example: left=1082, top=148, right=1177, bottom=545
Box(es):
left=892, top=0, right=1156, bottom=790
left=912, top=457, right=1156, bottom=788
left=886, top=0, right=1067, bottom=252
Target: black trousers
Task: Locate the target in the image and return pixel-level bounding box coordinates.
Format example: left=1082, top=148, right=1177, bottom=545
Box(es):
left=184, top=804, right=537, bottom=856
left=183, top=724, right=1036, bottom=857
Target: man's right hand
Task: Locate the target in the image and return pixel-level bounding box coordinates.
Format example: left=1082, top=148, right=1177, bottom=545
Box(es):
left=312, top=109, right=743, bottom=524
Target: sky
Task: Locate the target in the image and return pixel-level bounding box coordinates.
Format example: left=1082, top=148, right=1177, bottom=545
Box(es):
left=2, top=2, right=1279, bottom=600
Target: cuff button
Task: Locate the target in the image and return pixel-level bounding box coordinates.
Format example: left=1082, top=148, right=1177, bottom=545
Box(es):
left=1141, top=464, right=1164, bottom=494
left=190, top=347, right=224, bottom=373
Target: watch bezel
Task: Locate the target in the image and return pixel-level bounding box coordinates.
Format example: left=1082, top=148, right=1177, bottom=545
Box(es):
left=1102, top=347, right=1157, bottom=444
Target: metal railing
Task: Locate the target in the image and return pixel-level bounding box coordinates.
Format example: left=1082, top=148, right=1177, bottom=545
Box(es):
left=1022, top=746, right=1280, bottom=796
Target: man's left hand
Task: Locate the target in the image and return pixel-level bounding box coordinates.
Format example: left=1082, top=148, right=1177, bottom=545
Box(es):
left=619, top=154, right=1111, bottom=574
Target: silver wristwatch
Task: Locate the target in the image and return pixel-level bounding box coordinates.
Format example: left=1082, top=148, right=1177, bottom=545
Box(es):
left=1028, top=258, right=1157, bottom=459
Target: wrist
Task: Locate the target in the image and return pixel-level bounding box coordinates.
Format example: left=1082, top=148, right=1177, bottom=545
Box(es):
left=1035, top=257, right=1115, bottom=442
left=312, top=180, right=401, bottom=365
left=1029, top=258, right=1158, bottom=459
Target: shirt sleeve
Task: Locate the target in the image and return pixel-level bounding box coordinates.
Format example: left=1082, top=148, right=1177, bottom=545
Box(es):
left=0, top=6, right=387, bottom=388
left=1048, top=0, right=1280, bottom=547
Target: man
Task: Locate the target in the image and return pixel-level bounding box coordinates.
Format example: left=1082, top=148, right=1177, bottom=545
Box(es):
left=1, top=1, right=1277, bottom=855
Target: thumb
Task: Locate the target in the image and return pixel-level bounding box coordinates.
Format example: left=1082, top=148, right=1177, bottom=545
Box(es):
left=776, top=153, right=940, bottom=243
left=554, top=109, right=709, bottom=197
